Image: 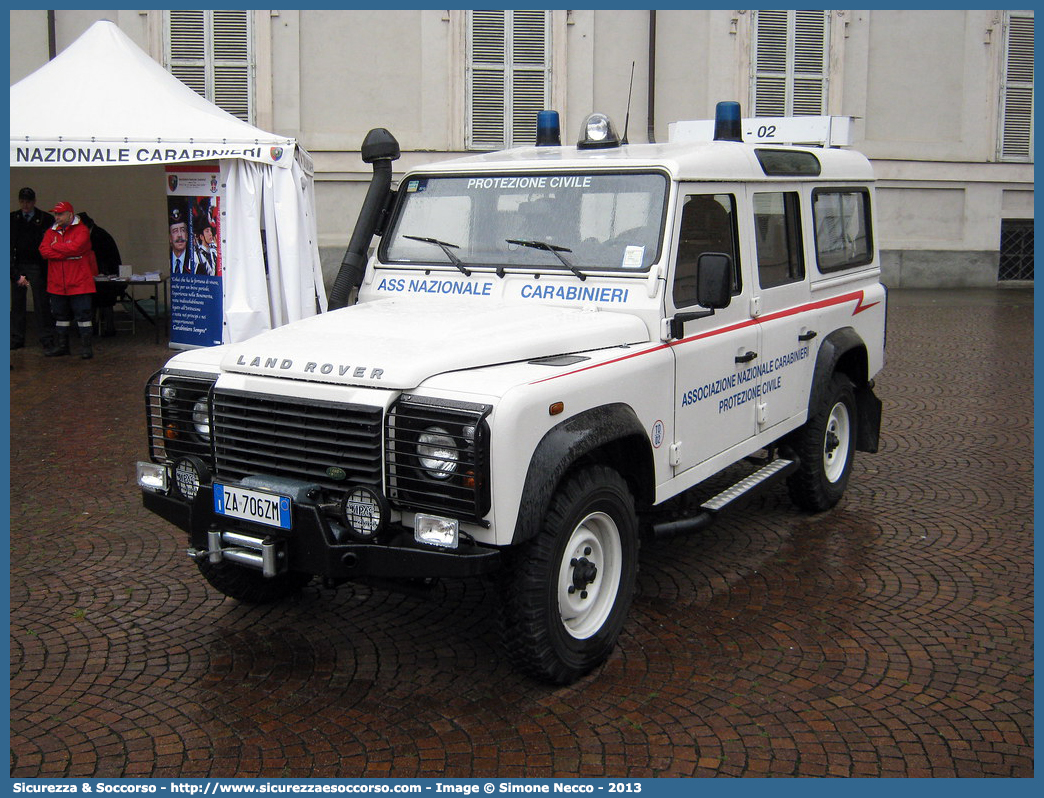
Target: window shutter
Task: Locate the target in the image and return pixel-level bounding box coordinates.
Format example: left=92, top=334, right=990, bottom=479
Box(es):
left=212, top=10, right=253, bottom=122
left=166, top=10, right=254, bottom=123
left=470, top=11, right=507, bottom=149
left=792, top=10, right=828, bottom=116
left=753, top=10, right=788, bottom=116
left=510, top=11, right=549, bottom=145
left=467, top=10, right=550, bottom=150
left=168, top=10, right=207, bottom=98
left=752, top=10, right=829, bottom=117
left=1001, top=13, right=1034, bottom=161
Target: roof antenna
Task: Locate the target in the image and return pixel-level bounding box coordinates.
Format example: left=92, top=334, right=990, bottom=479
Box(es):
left=621, top=61, right=635, bottom=145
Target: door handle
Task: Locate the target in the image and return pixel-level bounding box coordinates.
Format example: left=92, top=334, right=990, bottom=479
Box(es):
left=735, top=351, right=758, bottom=364
left=798, top=330, right=818, bottom=342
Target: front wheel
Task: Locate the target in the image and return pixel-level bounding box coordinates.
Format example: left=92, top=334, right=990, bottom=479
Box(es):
left=500, top=465, right=639, bottom=684
left=786, top=372, right=858, bottom=512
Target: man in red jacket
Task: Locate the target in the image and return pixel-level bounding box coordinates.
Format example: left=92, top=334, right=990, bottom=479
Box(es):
left=38, top=201, right=98, bottom=359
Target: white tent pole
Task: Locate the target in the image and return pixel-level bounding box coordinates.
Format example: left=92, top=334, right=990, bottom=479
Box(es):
left=266, top=159, right=327, bottom=322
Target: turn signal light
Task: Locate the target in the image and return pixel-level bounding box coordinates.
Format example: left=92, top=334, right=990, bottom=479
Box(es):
left=165, top=423, right=179, bottom=440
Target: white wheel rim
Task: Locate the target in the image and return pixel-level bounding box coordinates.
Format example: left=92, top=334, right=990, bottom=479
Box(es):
left=557, top=511, right=623, bottom=640
left=823, top=401, right=852, bottom=483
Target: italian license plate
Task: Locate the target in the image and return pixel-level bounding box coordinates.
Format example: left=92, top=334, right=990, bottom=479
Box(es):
left=213, top=484, right=292, bottom=530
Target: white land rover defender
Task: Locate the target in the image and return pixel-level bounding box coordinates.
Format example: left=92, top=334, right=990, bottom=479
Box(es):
left=138, top=103, right=885, bottom=684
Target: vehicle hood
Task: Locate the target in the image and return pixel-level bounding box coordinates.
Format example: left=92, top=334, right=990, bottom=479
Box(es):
left=220, top=298, right=650, bottom=390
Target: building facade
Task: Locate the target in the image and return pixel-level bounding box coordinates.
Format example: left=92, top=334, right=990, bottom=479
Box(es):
left=10, top=9, right=1034, bottom=288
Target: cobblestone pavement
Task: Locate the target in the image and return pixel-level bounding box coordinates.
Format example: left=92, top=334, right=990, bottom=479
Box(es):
left=9, top=289, right=1033, bottom=778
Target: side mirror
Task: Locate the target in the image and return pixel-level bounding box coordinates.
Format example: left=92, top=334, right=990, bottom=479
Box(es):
left=696, top=252, right=733, bottom=310
left=669, top=253, right=734, bottom=339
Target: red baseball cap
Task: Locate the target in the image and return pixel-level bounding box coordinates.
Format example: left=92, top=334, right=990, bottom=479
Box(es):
left=50, top=201, right=73, bottom=214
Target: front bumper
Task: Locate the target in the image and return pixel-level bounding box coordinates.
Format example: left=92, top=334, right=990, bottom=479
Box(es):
left=143, top=486, right=502, bottom=580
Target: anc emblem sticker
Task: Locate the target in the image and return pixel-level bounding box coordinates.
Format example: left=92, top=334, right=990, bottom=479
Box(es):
left=651, top=420, right=665, bottom=448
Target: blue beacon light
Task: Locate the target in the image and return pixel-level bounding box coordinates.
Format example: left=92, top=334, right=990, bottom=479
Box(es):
left=536, top=110, right=561, bottom=146
left=713, top=101, right=743, bottom=142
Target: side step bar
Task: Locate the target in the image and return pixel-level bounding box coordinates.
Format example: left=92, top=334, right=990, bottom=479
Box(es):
left=701, top=457, right=795, bottom=512
left=651, top=458, right=797, bottom=538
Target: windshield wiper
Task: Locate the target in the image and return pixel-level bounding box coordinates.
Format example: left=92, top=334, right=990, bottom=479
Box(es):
left=403, top=235, right=472, bottom=276
left=506, top=239, right=587, bottom=281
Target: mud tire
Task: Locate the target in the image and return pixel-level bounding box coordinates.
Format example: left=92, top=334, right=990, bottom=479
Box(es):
left=786, top=372, right=858, bottom=512
left=500, top=465, right=639, bottom=684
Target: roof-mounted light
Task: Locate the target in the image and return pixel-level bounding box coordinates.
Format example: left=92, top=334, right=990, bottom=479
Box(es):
left=713, top=101, right=743, bottom=142
left=536, top=110, right=561, bottom=146
left=577, top=112, right=621, bottom=149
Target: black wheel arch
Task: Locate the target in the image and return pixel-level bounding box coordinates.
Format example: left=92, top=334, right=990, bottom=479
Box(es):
left=807, top=327, right=881, bottom=454
left=512, top=403, right=654, bottom=546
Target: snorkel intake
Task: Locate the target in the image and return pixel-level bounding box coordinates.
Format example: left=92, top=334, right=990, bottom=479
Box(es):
left=328, top=128, right=401, bottom=310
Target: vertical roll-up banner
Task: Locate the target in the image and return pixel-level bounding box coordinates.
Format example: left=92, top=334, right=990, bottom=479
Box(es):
left=166, top=164, right=223, bottom=347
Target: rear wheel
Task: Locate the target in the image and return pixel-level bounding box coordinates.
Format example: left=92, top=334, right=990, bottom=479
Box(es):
left=501, top=465, right=638, bottom=684
left=786, top=372, right=857, bottom=512
left=196, top=558, right=312, bottom=604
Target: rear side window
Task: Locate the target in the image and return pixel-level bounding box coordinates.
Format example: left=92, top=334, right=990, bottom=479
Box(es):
left=812, top=188, right=873, bottom=272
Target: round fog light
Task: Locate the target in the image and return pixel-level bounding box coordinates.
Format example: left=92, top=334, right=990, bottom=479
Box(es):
left=341, top=486, right=388, bottom=541
left=173, top=456, right=210, bottom=501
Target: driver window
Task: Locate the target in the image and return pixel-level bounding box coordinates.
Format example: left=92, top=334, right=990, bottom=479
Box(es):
left=753, top=191, right=804, bottom=288
left=673, top=193, right=739, bottom=308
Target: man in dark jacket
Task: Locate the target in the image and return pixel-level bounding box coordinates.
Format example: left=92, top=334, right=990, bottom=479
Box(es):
left=11, top=187, right=55, bottom=349
left=78, top=211, right=123, bottom=336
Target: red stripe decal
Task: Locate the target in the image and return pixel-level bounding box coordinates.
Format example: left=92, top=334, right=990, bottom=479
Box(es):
left=530, top=289, right=873, bottom=385
left=853, top=293, right=880, bottom=314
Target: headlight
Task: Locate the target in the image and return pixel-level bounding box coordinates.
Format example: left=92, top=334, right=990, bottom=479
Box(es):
left=192, top=399, right=211, bottom=441
left=417, top=426, right=458, bottom=480
left=146, top=372, right=216, bottom=464
left=386, top=394, right=492, bottom=521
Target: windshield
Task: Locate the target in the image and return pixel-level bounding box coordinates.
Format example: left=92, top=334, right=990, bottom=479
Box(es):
left=383, top=172, right=668, bottom=273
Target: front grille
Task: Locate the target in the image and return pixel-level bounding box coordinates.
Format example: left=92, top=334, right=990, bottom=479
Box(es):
left=212, top=389, right=383, bottom=491
left=386, top=395, right=492, bottom=522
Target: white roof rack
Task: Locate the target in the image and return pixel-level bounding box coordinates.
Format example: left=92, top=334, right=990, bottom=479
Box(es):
left=668, top=115, right=853, bottom=147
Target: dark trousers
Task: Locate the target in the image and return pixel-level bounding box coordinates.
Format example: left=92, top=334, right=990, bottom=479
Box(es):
left=11, top=263, right=55, bottom=347
left=50, top=293, right=95, bottom=331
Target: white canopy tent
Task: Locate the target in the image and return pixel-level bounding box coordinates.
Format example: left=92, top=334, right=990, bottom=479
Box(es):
left=10, top=19, right=327, bottom=344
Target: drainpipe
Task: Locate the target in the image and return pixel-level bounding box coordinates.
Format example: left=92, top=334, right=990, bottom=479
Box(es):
left=646, top=10, right=656, bottom=143
left=47, top=10, right=57, bottom=59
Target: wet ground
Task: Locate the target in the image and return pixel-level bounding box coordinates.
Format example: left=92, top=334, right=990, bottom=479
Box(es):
left=9, top=288, right=1034, bottom=777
